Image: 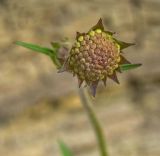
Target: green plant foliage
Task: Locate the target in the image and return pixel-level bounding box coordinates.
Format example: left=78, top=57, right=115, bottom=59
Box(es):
left=15, top=41, right=62, bottom=68
left=59, top=141, right=74, bottom=156
left=119, top=63, right=142, bottom=71
left=15, top=41, right=53, bottom=56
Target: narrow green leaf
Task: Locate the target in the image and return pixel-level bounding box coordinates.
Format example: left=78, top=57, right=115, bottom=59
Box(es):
left=15, top=41, right=62, bottom=68
left=15, top=41, right=53, bottom=56
left=59, top=141, right=73, bottom=156
left=120, top=63, right=142, bottom=71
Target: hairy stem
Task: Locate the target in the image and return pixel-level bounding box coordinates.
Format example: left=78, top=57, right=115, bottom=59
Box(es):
left=79, top=88, right=108, bottom=156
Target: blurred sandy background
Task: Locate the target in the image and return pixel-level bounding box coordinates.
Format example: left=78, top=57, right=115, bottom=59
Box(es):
left=0, top=0, right=160, bottom=155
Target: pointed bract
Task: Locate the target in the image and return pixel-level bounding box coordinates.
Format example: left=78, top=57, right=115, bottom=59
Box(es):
left=90, top=18, right=104, bottom=31
left=102, top=76, right=107, bottom=86
left=114, top=38, right=135, bottom=50
left=116, top=67, right=122, bottom=73
left=90, top=81, right=99, bottom=97
left=120, top=55, right=131, bottom=64
left=108, top=72, right=120, bottom=84
left=76, top=32, right=86, bottom=40
left=78, top=78, right=83, bottom=88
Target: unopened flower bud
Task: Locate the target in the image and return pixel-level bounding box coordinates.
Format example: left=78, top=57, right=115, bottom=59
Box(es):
left=63, top=18, right=137, bottom=96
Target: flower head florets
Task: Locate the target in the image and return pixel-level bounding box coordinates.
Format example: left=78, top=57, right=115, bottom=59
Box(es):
left=60, top=18, right=135, bottom=96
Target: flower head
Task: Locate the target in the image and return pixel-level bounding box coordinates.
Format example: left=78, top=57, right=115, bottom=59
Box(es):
left=59, top=18, right=140, bottom=97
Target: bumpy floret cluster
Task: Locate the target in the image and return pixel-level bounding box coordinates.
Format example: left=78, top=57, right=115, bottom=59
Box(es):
left=68, top=29, right=121, bottom=82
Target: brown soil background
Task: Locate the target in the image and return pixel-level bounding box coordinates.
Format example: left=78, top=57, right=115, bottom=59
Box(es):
left=0, top=0, right=160, bottom=156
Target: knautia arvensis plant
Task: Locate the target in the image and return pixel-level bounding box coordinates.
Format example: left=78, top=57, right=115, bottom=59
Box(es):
left=16, top=18, right=142, bottom=156
left=59, top=18, right=140, bottom=96
left=16, top=18, right=141, bottom=97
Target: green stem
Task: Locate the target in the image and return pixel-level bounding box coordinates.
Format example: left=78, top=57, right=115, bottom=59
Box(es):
left=79, top=88, right=108, bottom=156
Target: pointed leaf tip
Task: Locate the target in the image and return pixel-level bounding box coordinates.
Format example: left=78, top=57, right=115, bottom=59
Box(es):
left=15, top=41, right=53, bottom=56
left=120, top=63, right=142, bottom=71
left=58, top=141, right=73, bottom=156
left=16, top=41, right=62, bottom=68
